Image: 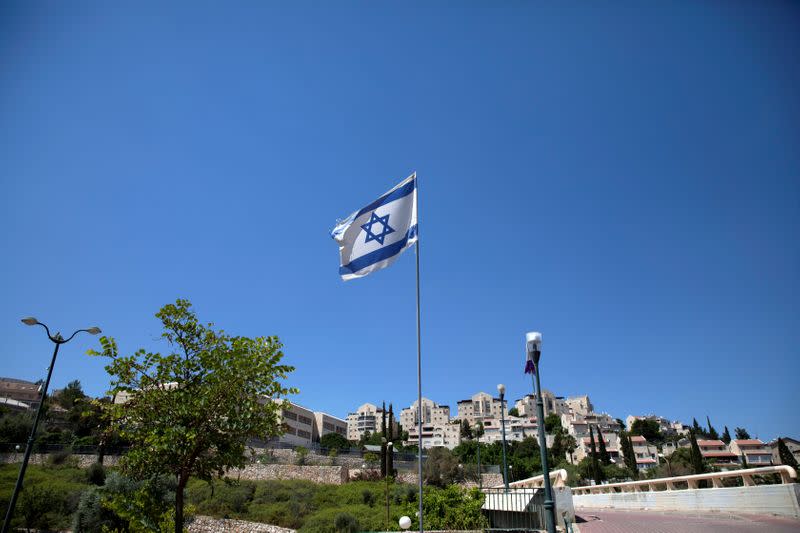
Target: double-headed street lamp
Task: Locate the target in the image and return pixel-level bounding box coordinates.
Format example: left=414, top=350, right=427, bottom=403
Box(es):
left=525, top=331, right=556, bottom=533
left=2, top=318, right=100, bottom=533
left=497, top=383, right=509, bottom=491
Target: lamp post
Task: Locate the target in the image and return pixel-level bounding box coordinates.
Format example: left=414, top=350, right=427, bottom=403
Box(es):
left=526, top=331, right=556, bottom=533
left=3, top=318, right=100, bottom=533
left=384, top=439, right=392, bottom=531
left=497, top=383, right=509, bottom=490
left=659, top=453, right=673, bottom=477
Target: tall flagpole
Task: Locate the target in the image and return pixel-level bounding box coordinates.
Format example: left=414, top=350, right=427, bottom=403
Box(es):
left=414, top=174, right=424, bottom=533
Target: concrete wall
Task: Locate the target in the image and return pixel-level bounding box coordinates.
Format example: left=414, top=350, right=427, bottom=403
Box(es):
left=573, top=483, right=800, bottom=519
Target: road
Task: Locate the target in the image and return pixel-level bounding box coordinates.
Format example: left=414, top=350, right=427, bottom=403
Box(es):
left=575, top=509, right=800, bottom=532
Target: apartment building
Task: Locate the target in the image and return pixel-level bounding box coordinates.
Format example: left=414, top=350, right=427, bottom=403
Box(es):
left=697, top=439, right=738, bottom=467
left=514, top=390, right=568, bottom=418
left=313, top=411, right=348, bottom=442
left=564, top=412, right=621, bottom=441
left=480, top=416, right=539, bottom=443
left=629, top=435, right=658, bottom=471
left=407, top=419, right=461, bottom=449
left=0, top=377, right=41, bottom=409
left=769, top=437, right=800, bottom=465
left=399, top=397, right=451, bottom=433
left=574, top=432, right=621, bottom=463
left=346, top=403, right=383, bottom=441
left=626, top=415, right=688, bottom=437
left=456, top=392, right=506, bottom=425
left=564, top=395, right=593, bottom=417
left=729, top=439, right=773, bottom=466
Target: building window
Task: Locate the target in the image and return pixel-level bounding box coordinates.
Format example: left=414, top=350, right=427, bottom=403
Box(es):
left=283, top=410, right=298, bottom=421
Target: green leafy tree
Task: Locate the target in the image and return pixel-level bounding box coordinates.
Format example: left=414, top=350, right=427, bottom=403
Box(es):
left=544, top=414, right=562, bottom=433
left=320, top=432, right=350, bottom=451
left=422, top=447, right=463, bottom=488
left=550, top=427, right=577, bottom=465
left=507, top=407, right=519, bottom=418
left=692, top=418, right=703, bottom=437
left=596, top=427, right=611, bottom=466
left=777, top=438, right=798, bottom=469
left=460, top=419, right=473, bottom=439
left=88, top=299, right=296, bottom=533
left=55, top=380, right=87, bottom=410
left=630, top=419, right=661, bottom=442
left=706, top=416, right=719, bottom=440
left=689, top=430, right=705, bottom=475
left=721, top=426, right=732, bottom=444
left=734, top=427, right=751, bottom=440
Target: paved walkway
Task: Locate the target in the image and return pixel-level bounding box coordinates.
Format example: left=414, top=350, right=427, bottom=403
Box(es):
left=575, top=509, right=800, bottom=532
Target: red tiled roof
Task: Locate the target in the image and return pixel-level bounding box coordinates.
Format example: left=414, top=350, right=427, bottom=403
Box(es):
left=636, top=458, right=657, bottom=464
left=697, top=440, right=725, bottom=446
left=733, top=439, right=764, bottom=446
left=630, top=436, right=646, bottom=443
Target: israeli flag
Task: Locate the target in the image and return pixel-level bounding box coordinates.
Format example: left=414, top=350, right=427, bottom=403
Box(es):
left=331, top=173, right=418, bottom=280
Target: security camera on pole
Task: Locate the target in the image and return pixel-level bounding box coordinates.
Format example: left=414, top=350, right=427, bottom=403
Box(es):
left=525, top=331, right=556, bottom=533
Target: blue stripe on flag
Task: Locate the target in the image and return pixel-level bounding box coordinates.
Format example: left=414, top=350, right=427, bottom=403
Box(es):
left=339, top=225, right=418, bottom=276
left=353, top=177, right=416, bottom=220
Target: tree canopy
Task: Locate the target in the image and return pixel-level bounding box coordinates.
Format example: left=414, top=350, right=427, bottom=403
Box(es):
left=88, top=299, right=296, bottom=532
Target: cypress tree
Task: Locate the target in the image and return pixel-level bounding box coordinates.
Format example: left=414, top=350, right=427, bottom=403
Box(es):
left=380, top=402, right=387, bottom=477
left=777, top=438, right=798, bottom=470
left=721, top=426, right=732, bottom=445
left=692, top=418, right=703, bottom=437
left=597, top=426, right=611, bottom=466
left=740, top=452, right=748, bottom=468
left=689, top=430, right=705, bottom=475
left=621, top=431, right=638, bottom=480
left=589, top=426, right=602, bottom=484
left=706, top=416, right=719, bottom=440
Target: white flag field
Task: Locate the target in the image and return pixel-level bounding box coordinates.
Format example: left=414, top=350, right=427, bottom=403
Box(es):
left=331, top=173, right=418, bottom=280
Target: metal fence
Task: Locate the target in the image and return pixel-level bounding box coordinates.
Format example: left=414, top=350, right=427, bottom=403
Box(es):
left=481, top=487, right=545, bottom=532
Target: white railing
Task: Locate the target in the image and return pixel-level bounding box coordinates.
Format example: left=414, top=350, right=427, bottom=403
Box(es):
left=494, top=468, right=570, bottom=489
left=571, top=465, right=797, bottom=494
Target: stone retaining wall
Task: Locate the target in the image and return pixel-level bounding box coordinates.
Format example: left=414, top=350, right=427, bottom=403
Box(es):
left=0, top=453, right=120, bottom=467
left=231, top=464, right=350, bottom=485
left=187, top=515, right=296, bottom=533
left=394, top=472, right=503, bottom=489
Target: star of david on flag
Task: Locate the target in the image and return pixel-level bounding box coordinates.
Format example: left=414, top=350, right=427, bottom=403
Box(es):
left=331, top=173, right=418, bottom=280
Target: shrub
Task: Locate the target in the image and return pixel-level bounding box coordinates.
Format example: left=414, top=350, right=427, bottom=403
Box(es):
left=361, top=488, right=375, bottom=506
left=295, top=446, right=310, bottom=465
left=73, top=488, right=126, bottom=533
left=86, top=462, right=107, bottom=485
left=334, top=512, right=359, bottom=533
left=48, top=449, right=73, bottom=466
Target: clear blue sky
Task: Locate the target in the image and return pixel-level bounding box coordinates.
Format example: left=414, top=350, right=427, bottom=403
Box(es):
left=1, top=2, right=798, bottom=441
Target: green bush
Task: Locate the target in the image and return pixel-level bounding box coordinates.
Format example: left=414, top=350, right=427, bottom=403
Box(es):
left=190, top=479, right=256, bottom=518
left=48, top=449, right=74, bottom=466
left=86, top=461, right=107, bottom=485
left=0, top=464, right=88, bottom=530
